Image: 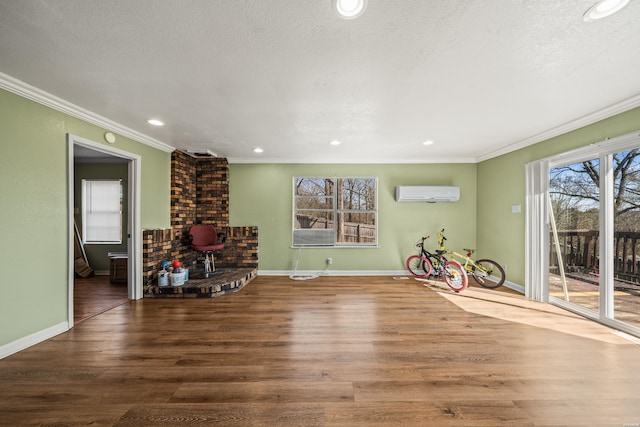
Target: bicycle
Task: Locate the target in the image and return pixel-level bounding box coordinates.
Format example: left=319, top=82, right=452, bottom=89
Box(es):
left=436, top=229, right=506, bottom=289
left=405, top=235, right=468, bottom=292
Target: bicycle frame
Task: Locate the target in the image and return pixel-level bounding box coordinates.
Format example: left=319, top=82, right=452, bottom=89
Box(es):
left=414, top=236, right=448, bottom=275
left=406, top=235, right=468, bottom=292
left=437, top=230, right=482, bottom=272
left=448, top=249, right=481, bottom=273
left=436, top=229, right=506, bottom=288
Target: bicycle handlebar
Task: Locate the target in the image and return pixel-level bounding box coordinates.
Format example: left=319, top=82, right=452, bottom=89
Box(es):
left=437, top=229, right=474, bottom=257
left=437, top=228, right=447, bottom=247
left=415, top=235, right=431, bottom=248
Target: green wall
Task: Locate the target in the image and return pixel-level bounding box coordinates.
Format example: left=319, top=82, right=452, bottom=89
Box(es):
left=3, top=78, right=639, bottom=352
left=229, top=163, right=477, bottom=272
left=0, top=88, right=171, bottom=348
left=477, top=106, right=640, bottom=286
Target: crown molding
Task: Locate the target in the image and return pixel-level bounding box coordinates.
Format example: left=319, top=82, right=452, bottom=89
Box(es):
left=4, top=69, right=638, bottom=163
left=0, top=72, right=175, bottom=153
left=476, top=93, right=640, bottom=162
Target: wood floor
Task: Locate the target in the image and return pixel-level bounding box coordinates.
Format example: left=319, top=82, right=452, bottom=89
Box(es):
left=74, top=275, right=129, bottom=324
left=2, top=276, right=640, bottom=426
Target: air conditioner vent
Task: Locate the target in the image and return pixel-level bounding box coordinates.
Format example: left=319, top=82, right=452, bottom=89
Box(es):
left=395, top=186, right=460, bottom=202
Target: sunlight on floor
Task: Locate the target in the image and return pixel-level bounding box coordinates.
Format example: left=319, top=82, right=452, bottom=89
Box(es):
left=415, top=279, right=638, bottom=345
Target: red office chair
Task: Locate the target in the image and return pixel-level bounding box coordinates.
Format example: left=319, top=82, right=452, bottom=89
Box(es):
left=188, top=224, right=226, bottom=276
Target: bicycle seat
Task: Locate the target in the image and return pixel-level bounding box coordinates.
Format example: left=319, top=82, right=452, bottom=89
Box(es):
left=436, top=249, right=446, bottom=255
left=463, top=248, right=475, bottom=254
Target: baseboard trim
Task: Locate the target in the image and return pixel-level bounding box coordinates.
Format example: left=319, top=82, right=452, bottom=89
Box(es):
left=259, top=270, right=411, bottom=277
left=503, top=280, right=524, bottom=294
left=0, top=321, right=69, bottom=359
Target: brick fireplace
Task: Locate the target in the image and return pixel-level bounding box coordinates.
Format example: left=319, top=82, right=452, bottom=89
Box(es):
left=142, top=151, right=258, bottom=292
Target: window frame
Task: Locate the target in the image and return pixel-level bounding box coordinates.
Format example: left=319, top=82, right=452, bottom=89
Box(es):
left=292, top=176, right=378, bottom=248
left=526, top=129, right=640, bottom=338
left=81, top=178, right=123, bottom=245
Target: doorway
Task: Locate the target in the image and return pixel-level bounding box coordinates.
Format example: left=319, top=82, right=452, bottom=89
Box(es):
left=526, top=130, right=640, bottom=338
left=67, top=134, right=142, bottom=328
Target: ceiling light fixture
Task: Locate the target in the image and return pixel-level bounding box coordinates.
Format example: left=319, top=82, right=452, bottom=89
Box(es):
left=147, top=118, right=164, bottom=126
left=253, top=147, right=264, bottom=153
left=422, top=140, right=435, bottom=146
left=583, top=0, right=629, bottom=22
left=330, top=140, right=342, bottom=146
left=333, top=0, right=367, bottom=19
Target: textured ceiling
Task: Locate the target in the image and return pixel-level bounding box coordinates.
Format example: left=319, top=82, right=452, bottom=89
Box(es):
left=1, top=0, right=640, bottom=163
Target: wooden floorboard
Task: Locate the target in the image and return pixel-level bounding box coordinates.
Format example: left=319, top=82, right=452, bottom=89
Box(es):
left=74, top=275, right=128, bottom=324
left=2, top=275, right=640, bottom=426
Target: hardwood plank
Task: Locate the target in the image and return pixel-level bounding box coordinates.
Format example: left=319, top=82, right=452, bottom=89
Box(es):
left=1, top=275, right=640, bottom=426
left=74, top=275, right=128, bottom=323
left=169, top=381, right=354, bottom=403
left=115, top=404, right=326, bottom=427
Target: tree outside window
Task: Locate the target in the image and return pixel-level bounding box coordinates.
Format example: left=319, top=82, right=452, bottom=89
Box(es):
left=294, top=177, right=377, bottom=246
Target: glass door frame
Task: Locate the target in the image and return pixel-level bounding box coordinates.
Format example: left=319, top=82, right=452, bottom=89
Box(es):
left=525, top=130, right=640, bottom=338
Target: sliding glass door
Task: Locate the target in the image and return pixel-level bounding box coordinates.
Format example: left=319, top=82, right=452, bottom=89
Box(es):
left=527, top=131, right=640, bottom=337
left=612, top=149, right=640, bottom=329
left=548, top=157, right=601, bottom=315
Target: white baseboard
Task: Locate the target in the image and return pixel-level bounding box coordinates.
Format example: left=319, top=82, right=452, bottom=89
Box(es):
left=0, top=321, right=69, bottom=359
left=259, top=270, right=411, bottom=277
left=502, top=280, right=524, bottom=294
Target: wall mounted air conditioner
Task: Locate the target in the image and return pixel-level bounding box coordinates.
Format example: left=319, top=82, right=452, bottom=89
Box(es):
left=395, top=186, right=460, bottom=202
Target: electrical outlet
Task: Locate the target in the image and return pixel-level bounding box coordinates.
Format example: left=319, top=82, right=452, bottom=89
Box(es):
left=503, top=264, right=507, bottom=272
left=327, top=257, right=333, bottom=265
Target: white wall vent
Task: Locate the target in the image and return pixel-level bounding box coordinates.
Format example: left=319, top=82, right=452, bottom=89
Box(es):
left=395, top=186, right=460, bottom=202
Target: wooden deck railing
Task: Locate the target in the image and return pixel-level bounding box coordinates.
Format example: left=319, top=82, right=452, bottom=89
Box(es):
left=551, top=230, right=640, bottom=284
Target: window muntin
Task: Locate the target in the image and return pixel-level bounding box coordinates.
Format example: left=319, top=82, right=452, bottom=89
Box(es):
left=293, top=177, right=377, bottom=247
left=82, top=179, right=123, bottom=244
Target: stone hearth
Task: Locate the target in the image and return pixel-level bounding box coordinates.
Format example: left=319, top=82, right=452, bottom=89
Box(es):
left=144, top=268, right=257, bottom=298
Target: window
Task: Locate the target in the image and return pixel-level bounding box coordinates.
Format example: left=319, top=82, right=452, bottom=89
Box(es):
left=82, top=179, right=123, bottom=244
left=293, top=177, right=377, bottom=247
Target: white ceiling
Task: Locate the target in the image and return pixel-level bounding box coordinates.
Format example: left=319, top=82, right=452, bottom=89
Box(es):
left=1, top=0, right=640, bottom=163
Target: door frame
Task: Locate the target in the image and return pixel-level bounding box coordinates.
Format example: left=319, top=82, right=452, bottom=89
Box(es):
left=525, top=129, right=640, bottom=337
left=67, top=134, right=142, bottom=328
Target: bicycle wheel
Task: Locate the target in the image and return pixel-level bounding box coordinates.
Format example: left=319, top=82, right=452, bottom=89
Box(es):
left=471, top=259, right=505, bottom=288
left=406, top=255, right=433, bottom=278
left=443, top=260, right=468, bottom=292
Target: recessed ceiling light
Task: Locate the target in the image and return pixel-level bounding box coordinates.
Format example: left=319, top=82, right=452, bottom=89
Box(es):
left=330, top=140, right=342, bottom=146
left=583, top=0, right=629, bottom=22
left=147, top=118, right=164, bottom=126
left=253, top=147, right=264, bottom=153
left=333, top=0, right=367, bottom=19
left=422, top=140, right=435, bottom=146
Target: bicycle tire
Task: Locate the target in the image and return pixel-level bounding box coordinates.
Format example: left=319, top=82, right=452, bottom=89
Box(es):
left=443, top=260, right=468, bottom=292
left=471, top=259, right=505, bottom=288
left=406, top=255, right=433, bottom=278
